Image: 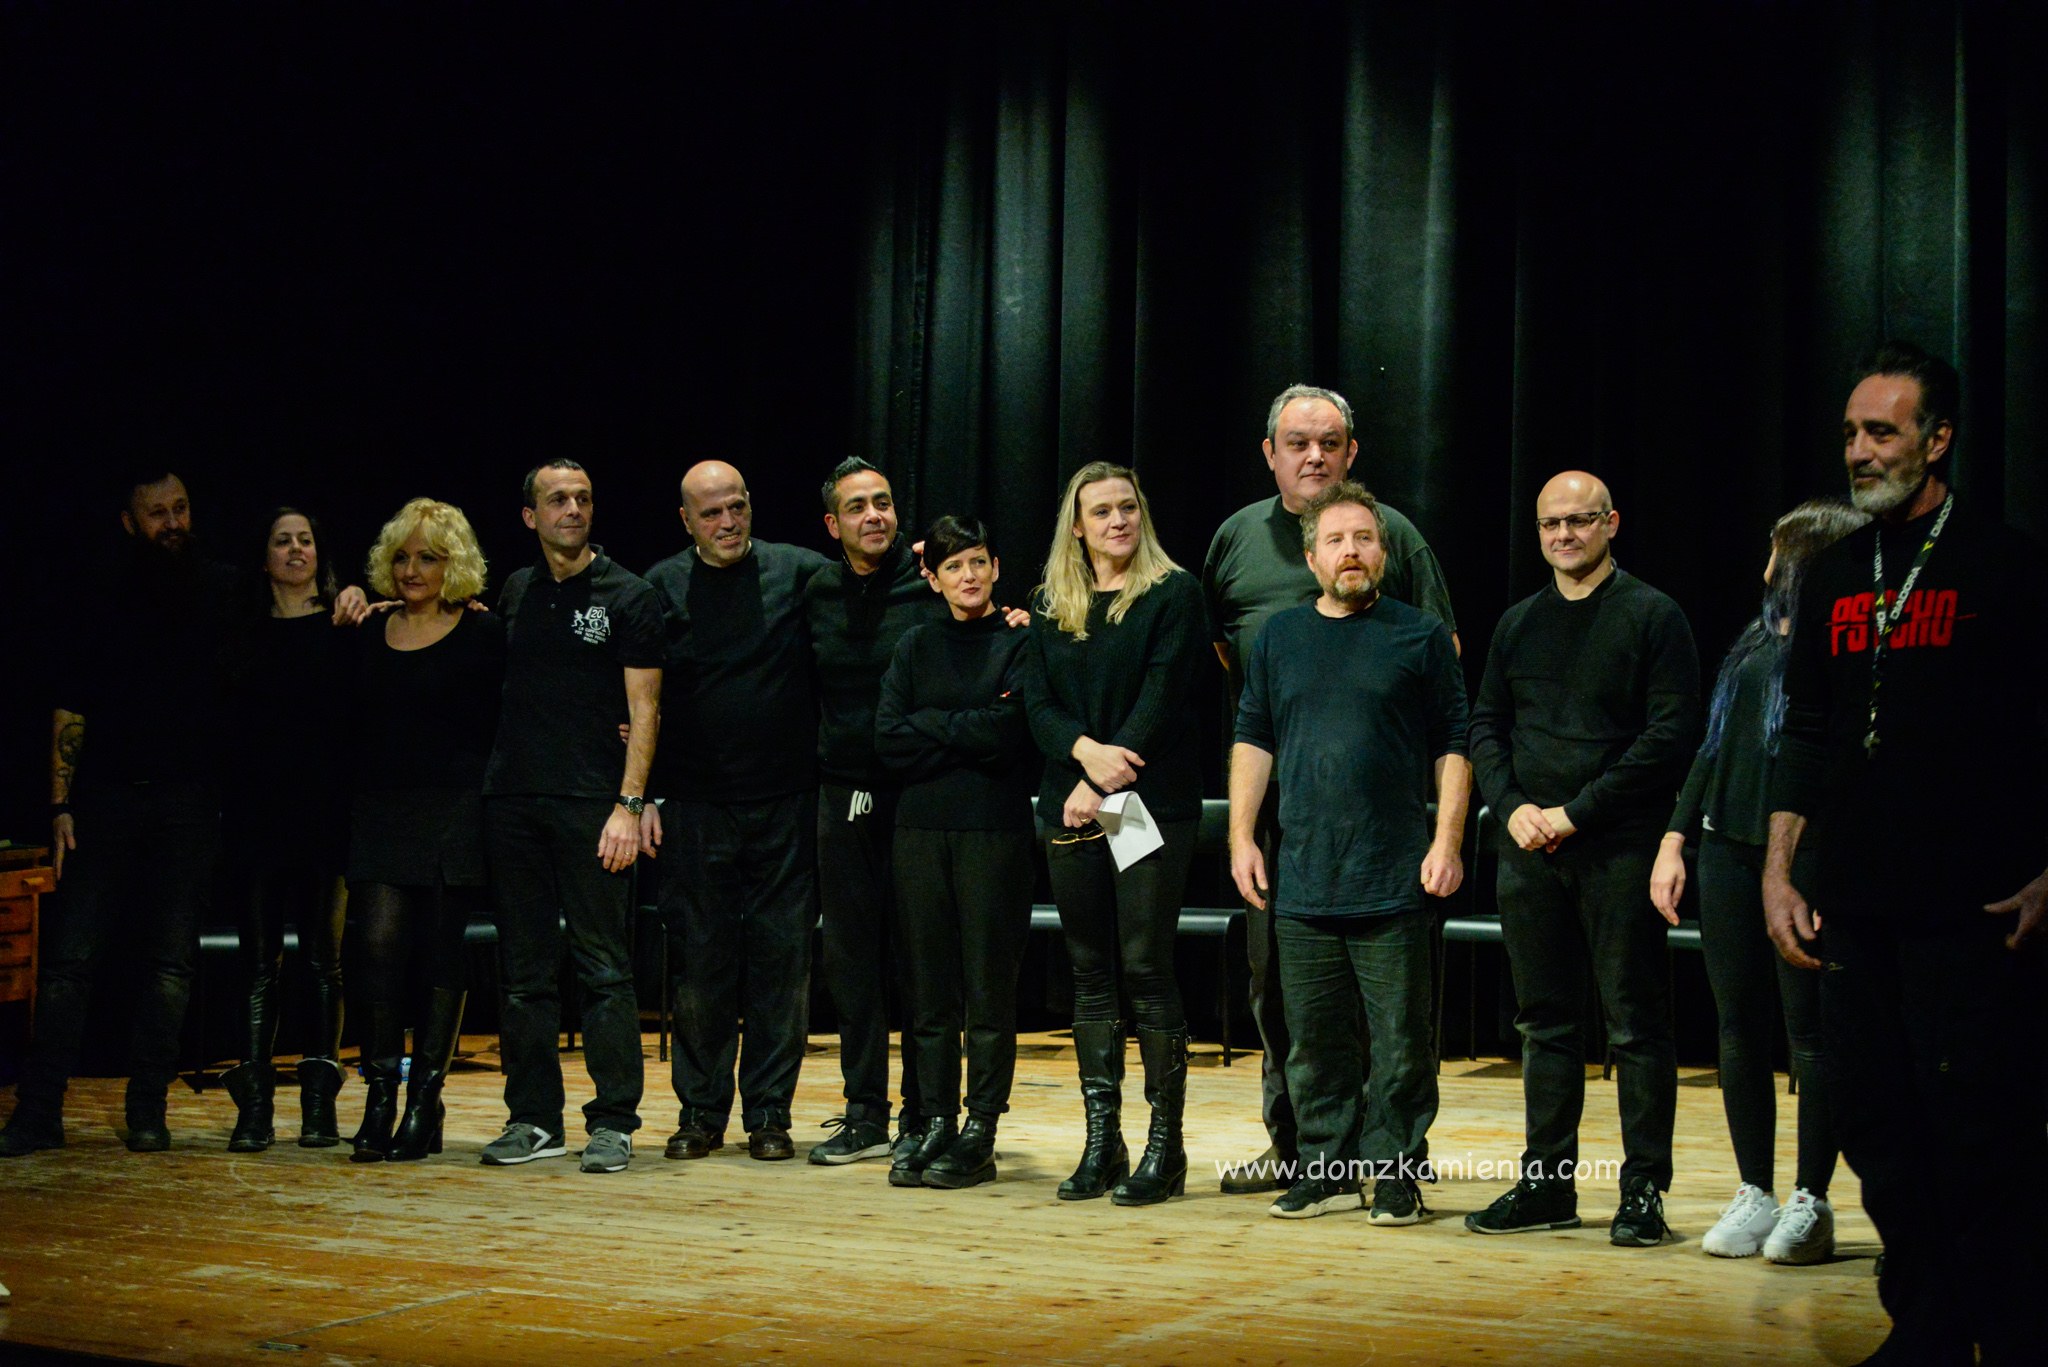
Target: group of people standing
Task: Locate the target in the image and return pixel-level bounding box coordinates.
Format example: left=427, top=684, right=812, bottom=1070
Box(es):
left=2, top=344, right=2041, bottom=1365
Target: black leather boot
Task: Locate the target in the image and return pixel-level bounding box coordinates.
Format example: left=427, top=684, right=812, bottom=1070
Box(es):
left=1112, top=1025, right=1188, bottom=1206
left=123, top=1082, right=172, bottom=1154
left=1058, top=1019, right=1128, bottom=1201
left=223, top=1062, right=275, bottom=1153
left=922, top=1113, right=998, bottom=1189
left=889, top=1114, right=957, bottom=1187
left=348, top=1059, right=403, bottom=1163
left=297, top=1058, right=344, bottom=1148
left=389, top=988, right=465, bottom=1162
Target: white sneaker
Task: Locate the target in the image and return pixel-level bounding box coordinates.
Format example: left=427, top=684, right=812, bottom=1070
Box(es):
left=1701, top=1182, right=1778, bottom=1258
left=1763, top=1188, right=1834, bottom=1264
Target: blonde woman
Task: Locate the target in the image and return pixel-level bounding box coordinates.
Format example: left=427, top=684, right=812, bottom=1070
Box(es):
left=345, top=498, right=503, bottom=1162
left=1021, top=461, right=1208, bottom=1205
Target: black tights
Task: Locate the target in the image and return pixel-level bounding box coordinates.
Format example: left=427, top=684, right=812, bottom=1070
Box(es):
left=1044, top=818, right=1196, bottom=1031
left=348, top=881, right=479, bottom=1060
left=239, top=863, right=346, bottom=1063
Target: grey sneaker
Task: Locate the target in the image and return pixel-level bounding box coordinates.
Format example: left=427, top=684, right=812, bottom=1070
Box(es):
left=580, top=1128, right=632, bottom=1174
left=480, top=1122, right=567, bottom=1166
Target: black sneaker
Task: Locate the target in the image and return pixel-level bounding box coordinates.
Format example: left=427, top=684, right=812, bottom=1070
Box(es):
left=807, top=1116, right=893, bottom=1166
left=1268, top=1176, right=1362, bottom=1220
left=1464, top=1177, right=1580, bottom=1235
left=1369, top=1176, right=1426, bottom=1226
left=1609, top=1175, right=1667, bottom=1247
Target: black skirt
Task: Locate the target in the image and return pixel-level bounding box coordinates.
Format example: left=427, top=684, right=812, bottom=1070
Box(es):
left=346, top=786, right=486, bottom=888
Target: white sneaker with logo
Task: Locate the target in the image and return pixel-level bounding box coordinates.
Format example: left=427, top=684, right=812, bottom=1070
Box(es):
left=1763, top=1188, right=1834, bottom=1264
left=1701, top=1182, right=1778, bottom=1258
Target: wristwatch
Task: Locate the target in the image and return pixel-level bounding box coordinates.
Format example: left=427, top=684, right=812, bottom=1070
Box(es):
left=617, top=795, right=645, bottom=815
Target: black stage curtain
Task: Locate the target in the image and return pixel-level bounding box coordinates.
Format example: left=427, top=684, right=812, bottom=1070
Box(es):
left=3, top=1, right=2045, bottom=834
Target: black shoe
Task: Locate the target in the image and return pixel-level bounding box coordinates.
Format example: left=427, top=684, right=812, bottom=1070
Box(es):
left=1268, top=1176, right=1362, bottom=1219
left=807, top=1116, right=893, bottom=1166
left=0, top=1113, right=65, bottom=1158
left=921, top=1115, right=997, bottom=1189
left=1220, top=1142, right=1295, bottom=1195
left=125, top=1120, right=172, bottom=1153
left=389, top=988, right=464, bottom=1163
left=349, top=1059, right=403, bottom=1163
left=1609, top=1175, right=1667, bottom=1247
left=1465, top=1177, right=1580, bottom=1234
left=1370, top=1176, right=1427, bottom=1226
left=889, top=1114, right=957, bottom=1187
left=296, top=1057, right=344, bottom=1149
left=664, top=1121, right=725, bottom=1160
left=748, top=1127, right=795, bottom=1161
left=1058, top=1019, right=1128, bottom=1201
left=1112, top=1026, right=1188, bottom=1206
left=222, top=1061, right=276, bottom=1153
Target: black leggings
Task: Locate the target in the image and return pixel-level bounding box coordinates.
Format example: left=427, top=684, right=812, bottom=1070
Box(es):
left=347, top=881, right=479, bottom=1060
left=1697, top=833, right=1836, bottom=1197
left=1044, top=818, right=1196, bottom=1032
left=239, top=862, right=346, bottom=1062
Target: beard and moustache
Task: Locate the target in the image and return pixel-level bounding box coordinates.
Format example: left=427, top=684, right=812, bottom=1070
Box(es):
left=1849, top=438, right=1932, bottom=516
left=1324, top=559, right=1383, bottom=607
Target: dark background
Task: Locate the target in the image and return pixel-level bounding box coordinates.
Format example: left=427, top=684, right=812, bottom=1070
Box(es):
left=3, top=1, right=2043, bottom=1057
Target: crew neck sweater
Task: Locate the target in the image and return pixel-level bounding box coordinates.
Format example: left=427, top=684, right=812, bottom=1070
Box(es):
left=875, top=612, right=1038, bottom=830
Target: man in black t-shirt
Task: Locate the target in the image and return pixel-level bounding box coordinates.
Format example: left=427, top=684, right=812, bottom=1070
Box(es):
left=1229, top=484, right=1470, bottom=1225
left=1464, top=470, right=1700, bottom=1247
left=477, top=460, right=665, bottom=1175
left=1765, top=343, right=2047, bottom=1363
left=644, top=460, right=828, bottom=1163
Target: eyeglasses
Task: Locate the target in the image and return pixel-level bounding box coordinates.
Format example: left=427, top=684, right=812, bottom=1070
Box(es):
left=1535, top=511, right=1610, bottom=534
left=1049, top=822, right=1107, bottom=846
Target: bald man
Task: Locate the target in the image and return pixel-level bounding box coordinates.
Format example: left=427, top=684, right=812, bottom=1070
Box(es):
left=643, top=461, right=831, bottom=1162
left=1464, top=471, right=1700, bottom=1245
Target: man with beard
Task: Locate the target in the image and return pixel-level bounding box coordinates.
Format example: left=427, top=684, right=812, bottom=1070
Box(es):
left=2, top=472, right=362, bottom=1157
left=1764, top=342, right=2046, bottom=1364
left=1464, top=470, right=1700, bottom=1246
left=1203, top=383, right=1459, bottom=1193
left=478, top=459, right=665, bottom=1173
left=1227, top=483, right=1469, bottom=1224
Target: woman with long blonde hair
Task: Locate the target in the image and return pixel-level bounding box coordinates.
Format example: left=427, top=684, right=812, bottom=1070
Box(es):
left=1021, top=461, right=1209, bottom=1205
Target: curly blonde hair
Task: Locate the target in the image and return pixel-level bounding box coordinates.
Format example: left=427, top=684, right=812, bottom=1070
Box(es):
left=1036, top=461, right=1180, bottom=638
left=365, top=497, right=488, bottom=603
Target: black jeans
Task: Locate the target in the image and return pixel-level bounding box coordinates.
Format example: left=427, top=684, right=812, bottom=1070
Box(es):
left=1242, top=784, right=1298, bottom=1155
left=1696, top=833, right=1834, bottom=1196
left=893, top=826, right=1034, bottom=1119
left=1043, top=817, right=1196, bottom=1031
left=1497, top=836, right=1676, bottom=1189
left=16, top=780, right=218, bottom=1118
left=1275, top=910, right=1437, bottom=1180
left=485, top=795, right=643, bottom=1138
left=665, top=790, right=817, bottom=1134
left=237, top=861, right=346, bottom=1063
left=1824, top=916, right=2048, bottom=1359
left=817, top=783, right=917, bottom=1126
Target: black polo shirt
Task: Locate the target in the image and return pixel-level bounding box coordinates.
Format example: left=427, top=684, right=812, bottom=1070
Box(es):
left=483, top=549, right=667, bottom=800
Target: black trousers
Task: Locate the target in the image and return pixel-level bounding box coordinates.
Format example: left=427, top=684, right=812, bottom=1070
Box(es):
left=1824, top=916, right=2048, bottom=1359
left=1497, top=836, right=1676, bottom=1190
left=236, top=861, right=347, bottom=1063
left=16, top=780, right=218, bottom=1118
left=1696, top=833, right=1835, bottom=1196
left=1043, top=817, right=1196, bottom=1031
left=1241, top=784, right=1297, bottom=1154
left=817, top=783, right=917, bottom=1125
left=484, top=795, right=643, bottom=1138
left=665, top=790, right=817, bottom=1134
left=893, top=826, right=1034, bottom=1119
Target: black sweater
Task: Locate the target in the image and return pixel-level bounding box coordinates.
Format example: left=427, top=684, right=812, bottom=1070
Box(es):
left=1770, top=502, right=2047, bottom=923
left=1020, top=570, right=1209, bottom=825
left=805, top=540, right=947, bottom=790
left=875, top=612, right=1038, bottom=830
left=1667, top=632, right=1778, bottom=847
left=1469, top=567, right=1701, bottom=845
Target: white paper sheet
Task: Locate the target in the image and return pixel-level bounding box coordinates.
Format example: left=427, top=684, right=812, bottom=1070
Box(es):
left=1096, top=791, right=1165, bottom=872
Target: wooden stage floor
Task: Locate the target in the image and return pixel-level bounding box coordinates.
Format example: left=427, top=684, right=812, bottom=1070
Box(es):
left=0, top=1034, right=1886, bottom=1366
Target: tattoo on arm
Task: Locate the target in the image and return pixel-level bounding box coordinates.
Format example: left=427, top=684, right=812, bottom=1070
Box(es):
left=53, top=710, right=84, bottom=804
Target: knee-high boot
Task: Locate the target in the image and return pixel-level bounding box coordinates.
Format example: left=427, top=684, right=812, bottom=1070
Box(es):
left=1058, top=1020, right=1128, bottom=1201
left=299, top=945, right=346, bottom=1147
left=1112, top=1025, right=1187, bottom=1206
left=389, top=988, right=466, bottom=1162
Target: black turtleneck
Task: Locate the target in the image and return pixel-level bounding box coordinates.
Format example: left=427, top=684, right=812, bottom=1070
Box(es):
left=875, top=611, right=1038, bottom=829
left=803, top=538, right=949, bottom=789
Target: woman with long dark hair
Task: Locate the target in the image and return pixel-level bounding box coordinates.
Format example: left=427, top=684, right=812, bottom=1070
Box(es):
left=1650, top=498, right=1869, bottom=1262
left=1021, top=462, right=1208, bottom=1205
left=874, top=516, right=1038, bottom=1189
left=345, top=497, right=503, bottom=1163
left=221, top=508, right=354, bottom=1152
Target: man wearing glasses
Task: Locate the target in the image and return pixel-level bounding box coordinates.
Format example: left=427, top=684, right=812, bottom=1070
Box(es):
left=1464, top=470, right=1700, bottom=1246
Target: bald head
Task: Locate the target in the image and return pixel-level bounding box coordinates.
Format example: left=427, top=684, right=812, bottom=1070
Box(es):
left=1535, top=469, right=1619, bottom=592
left=681, top=460, right=753, bottom=567
left=1537, top=470, right=1611, bottom=516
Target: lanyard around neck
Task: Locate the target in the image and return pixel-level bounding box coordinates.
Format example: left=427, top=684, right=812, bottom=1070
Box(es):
left=1863, top=494, right=1953, bottom=757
